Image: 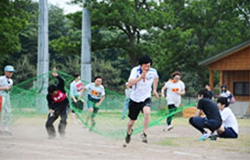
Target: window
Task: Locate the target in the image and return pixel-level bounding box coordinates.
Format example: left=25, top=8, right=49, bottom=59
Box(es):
left=234, top=82, right=249, bottom=96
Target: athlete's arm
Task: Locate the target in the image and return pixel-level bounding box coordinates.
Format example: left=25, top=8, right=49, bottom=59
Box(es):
left=0, top=85, right=12, bottom=91
left=47, top=94, right=55, bottom=111
left=78, top=88, right=85, bottom=101
left=161, top=86, right=167, bottom=98
left=96, top=95, right=105, bottom=106
left=56, top=76, right=65, bottom=89
left=153, top=77, right=159, bottom=99
left=128, top=70, right=146, bottom=87
left=70, top=84, right=77, bottom=102
left=177, top=89, right=186, bottom=95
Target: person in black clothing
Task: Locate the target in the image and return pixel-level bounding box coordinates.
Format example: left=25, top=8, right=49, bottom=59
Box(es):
left=45, top=69, right=69, bottom=139
left=189, top=89, right=222, bottom=141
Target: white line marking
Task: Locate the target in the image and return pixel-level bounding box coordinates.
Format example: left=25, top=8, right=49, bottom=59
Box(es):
left=144, top=148, right=166, bottom=153
left=174, top=151, right=202, bottom=157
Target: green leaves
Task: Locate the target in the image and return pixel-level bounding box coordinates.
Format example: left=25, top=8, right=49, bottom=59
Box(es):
left=0, top=0, right=30, bottom=64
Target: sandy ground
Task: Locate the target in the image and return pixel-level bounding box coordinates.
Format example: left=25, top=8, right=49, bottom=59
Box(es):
left=0, top=117, right=249, bottom=160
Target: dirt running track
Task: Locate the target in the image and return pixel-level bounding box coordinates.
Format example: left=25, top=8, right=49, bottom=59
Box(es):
left=0, top=117, right=249, bottom=160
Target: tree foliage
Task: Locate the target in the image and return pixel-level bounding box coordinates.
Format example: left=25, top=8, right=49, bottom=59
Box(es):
left=0, top=0, right=30, bottom=67
left=1, top=0, right=250, bottom=95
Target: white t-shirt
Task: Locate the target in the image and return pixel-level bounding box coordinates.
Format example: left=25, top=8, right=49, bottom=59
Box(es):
left=128, top=66, right=158, bottom=102
left=70, top=80, right=84, bottom=97
left=85, top=83, right=105, bottom=100
left=220, top=107, right=238, bottom=134
left=220, top=90, right=232, bottom=102
left=164, top=79, right=185, bottom=107
left=0, top=75, right=13, bottom=96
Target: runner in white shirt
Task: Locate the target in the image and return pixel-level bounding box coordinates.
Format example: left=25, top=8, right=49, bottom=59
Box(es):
left=0, top=65, right=15, bottom=135
left=70, top=73, right=85, bottom=124
left=161, top=71, right=185, bottom=131
left=216, top=97, right=238, bottom=139
left=82, top=76, right=105, bottom=130
left=124, top=55, right=159, bottom=146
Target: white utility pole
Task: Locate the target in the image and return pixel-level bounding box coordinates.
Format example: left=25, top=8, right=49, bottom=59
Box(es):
left=81, top=0, right=91, bottom=83
left=37, top=0, right=49, bottom=112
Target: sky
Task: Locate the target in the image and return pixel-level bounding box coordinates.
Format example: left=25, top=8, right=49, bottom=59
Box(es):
left=34, top=0, right=82, bottom=14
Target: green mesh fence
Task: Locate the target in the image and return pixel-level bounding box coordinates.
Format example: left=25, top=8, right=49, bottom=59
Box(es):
left=9, top=71, right=196, bottom=139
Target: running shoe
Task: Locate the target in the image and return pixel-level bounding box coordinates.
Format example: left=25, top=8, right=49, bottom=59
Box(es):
left=198, top=133, right=210, bottom=141
left=140, top=133, right=147, bottom=143
left=125, top=129, right=133, bottom=144
left=210, top=134, right=218, bottom=141
left=163, top=124, right=174, bottom=132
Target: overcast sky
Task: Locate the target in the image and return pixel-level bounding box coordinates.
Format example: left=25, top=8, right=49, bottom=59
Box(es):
left=34, top=0, right=82, bottom=14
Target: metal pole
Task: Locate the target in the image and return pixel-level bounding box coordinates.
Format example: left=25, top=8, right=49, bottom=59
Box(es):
left=37, top=0, right=49, bottom=113
left=81, top=0, right=91, bottom=83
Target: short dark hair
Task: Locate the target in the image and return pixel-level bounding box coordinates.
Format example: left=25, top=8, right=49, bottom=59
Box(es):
left=198, top=89, right=210, bottom=98
left=138, top=55, right=153, bottom=65
left=73, top=73, right=80, bottom=78
left=171, top=71, right=181, bottom=78
left=48, top=85, right=57, bottom=94
left=221, top=84, right=227, bottom=89
left=217, top=97, right=229, bottom=107
left=94, top=76, right=102, bottom=81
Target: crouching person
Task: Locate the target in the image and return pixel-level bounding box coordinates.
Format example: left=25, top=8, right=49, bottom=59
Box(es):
left=216, top=97, right=238, bottom=139
left=189, top=89, right=222, bottom=141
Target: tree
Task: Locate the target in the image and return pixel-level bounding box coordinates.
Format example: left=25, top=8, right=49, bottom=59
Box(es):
left=72, top=0, right=165, bottom=66
left=0, top=0, right=30, bottom=69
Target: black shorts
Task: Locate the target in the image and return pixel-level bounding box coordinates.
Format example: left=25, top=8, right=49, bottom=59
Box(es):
left=71, top=100, right=84, bottom=113
left=128, top=98, right=152, bottom=120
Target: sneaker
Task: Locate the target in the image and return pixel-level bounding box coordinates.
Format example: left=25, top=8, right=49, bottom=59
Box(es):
left=140, top=133, right=147, bottom=143
left=163, top=125, right=174, bottom=131
left=125, top=129, right=133, bottom=144
left=198, top=133, right=210, bottom=141
left=92, top=121, right=96, bottom=127
left=210, top=134, right=218, bottom=141
left=89, top=121, right=96, bottom=132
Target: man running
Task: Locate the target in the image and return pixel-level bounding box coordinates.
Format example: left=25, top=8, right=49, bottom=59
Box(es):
left=161, top=71, right=185, bottom=131
left=124, top=55, right=159, bottom=145
left=45, top=68, right=69, bottom=139
left=0, top=65, right=15, bottom=135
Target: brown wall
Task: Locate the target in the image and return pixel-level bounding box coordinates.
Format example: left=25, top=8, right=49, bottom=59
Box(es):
left=223, top=71, right=250, bottom=101
left=209, top=46, right=250, bottom=70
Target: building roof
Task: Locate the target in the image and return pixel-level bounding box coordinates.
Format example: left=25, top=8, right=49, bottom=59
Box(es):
left=199, top=40, right=250, bottom=66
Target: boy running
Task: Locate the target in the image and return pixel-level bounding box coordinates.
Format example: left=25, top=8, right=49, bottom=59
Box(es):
left=45, top=69, right=69, bottom=139
left=70, top=73, right=84, bottom=123
left=161, top=71, right=185, bottom=131
left=189, top=89, right=222, bottom=141
left=125, top=55, right=159, bottom=145
left=0, top=65, right=15, bottom=135
left=82, top=76, right=105, bottom=129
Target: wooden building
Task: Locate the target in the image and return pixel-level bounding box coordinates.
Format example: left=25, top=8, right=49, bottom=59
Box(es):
left=199, top=40, right=250, bottom=116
